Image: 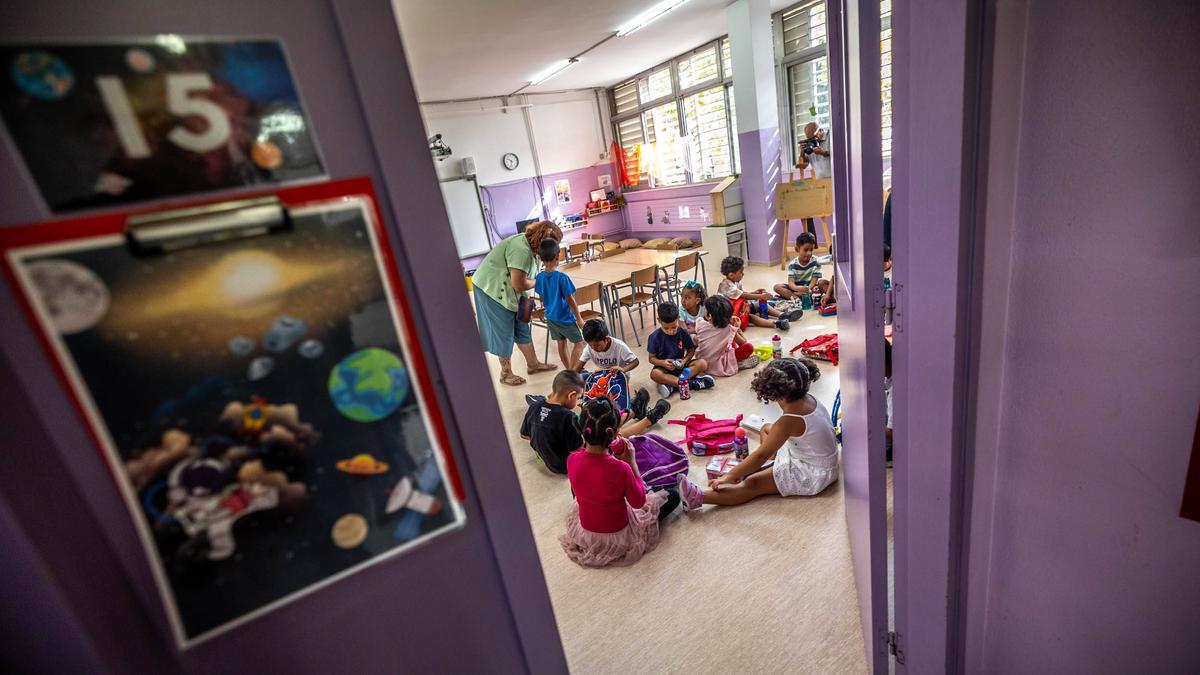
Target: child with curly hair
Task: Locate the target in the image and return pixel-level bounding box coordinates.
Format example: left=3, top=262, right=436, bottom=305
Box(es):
left=560, top=397, right=681, bottom=567
left=678, top=281, right=707, bottom=335
left=676, top=357, right=838, bottom=508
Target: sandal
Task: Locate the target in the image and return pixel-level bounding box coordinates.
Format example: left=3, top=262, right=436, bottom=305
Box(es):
left=526, top=362, right=557, bottom=374
left=499, top=372, right=527, bottom=386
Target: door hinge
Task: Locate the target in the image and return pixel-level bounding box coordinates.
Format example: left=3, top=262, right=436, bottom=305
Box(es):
left=887, top=631, right=905, bottom=664
left=883, top=283, right=901, bottom=332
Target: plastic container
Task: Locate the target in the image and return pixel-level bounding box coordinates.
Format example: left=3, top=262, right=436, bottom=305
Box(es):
left=801, top=292, right=813, bottom=310
left=758, top=299, right=769, bottom=317
left=678, top=367, right=691, bottom=400
left=733, top=427, right=749, bottom=459
left=772, top=334, right=783, bottom=360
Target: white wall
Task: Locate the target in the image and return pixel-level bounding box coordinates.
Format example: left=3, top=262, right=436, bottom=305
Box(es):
left=421, top=90, right=609, bottom=185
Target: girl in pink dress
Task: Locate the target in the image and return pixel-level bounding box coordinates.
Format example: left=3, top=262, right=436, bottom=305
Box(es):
left=560, top=398, right=680, bottom=567
left=694, top=294, right=759, bottom=376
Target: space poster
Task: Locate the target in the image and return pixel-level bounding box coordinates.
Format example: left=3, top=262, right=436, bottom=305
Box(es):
left=0, top=39, right=324, bottom=212
left=3, top=193, right=465, bottom=646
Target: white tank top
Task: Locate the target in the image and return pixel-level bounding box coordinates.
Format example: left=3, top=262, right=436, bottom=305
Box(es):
left=778, top=398, right=839, bottom=470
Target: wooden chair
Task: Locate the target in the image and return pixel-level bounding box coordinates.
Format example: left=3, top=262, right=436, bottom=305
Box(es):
left=658, top=251, right=699, bottom=305
left=616, top=265, right=660, bottom=346
left=568, top=241, right=590, bottom=261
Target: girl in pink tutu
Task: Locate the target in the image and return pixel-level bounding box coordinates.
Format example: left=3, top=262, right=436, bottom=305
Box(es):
left=560, top=397, right=681, bottom=567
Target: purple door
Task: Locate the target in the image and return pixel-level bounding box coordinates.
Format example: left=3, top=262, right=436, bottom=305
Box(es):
left=827, top=0, right=889, bottom=670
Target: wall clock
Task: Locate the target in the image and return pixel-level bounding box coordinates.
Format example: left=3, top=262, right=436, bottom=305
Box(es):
left=501, top=152, right=519, bottom=171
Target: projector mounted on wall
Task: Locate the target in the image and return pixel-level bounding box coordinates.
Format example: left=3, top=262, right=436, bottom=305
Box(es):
left=428, top=133, right=452, bottom=161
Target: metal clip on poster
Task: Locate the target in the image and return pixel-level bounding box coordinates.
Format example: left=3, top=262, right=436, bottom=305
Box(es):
left=124, top=195, right=291, bottom=254
left=0, top=177, right=465, bottom=649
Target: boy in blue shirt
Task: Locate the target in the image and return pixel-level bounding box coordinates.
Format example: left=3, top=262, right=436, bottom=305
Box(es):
left=647, top=302, right=715, bottom=398
left=535, top=239, right=585, bottom=369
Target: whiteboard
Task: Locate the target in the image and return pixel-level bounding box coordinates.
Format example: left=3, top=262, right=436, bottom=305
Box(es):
left=439, top=177, right=491, bottom=259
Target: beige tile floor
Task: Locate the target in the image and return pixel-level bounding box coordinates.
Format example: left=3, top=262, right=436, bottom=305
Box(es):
left=484, top=264, right=867, bottom=674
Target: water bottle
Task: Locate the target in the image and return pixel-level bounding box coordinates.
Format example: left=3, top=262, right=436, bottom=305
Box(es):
left=759, top=299, right=769, bottom=317
left=678, top=367, right=691, bottom=400
left=609, top=436, right=626, bottom=456
left=772, top=334, right=783, bottom=360
left=733, top=427, right=749, bottom=459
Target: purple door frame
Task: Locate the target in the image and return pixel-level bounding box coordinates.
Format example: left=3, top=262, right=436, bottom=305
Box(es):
left=889, top=0, right=986, bottom=672
left=827, top=0, right=889, bottom=670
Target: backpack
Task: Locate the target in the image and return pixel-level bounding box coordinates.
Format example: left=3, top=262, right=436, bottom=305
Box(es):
left=791, top=333, right=839, bottom=366
left=629, top=434, right=689, bottom=490
left=668, top=413, right=744, bottom=456
left=583, top=369, right=630, bottom=411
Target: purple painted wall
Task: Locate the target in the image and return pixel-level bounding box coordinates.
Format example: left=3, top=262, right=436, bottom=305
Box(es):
left=737, top=128, right=784, bottom=264
left=963, top=1, right=1200, bottom=672
left=621, top=181, right=718, bottom=241
left=0, top=1, right=564, bottom=672
left=481, top=164, right=623, bottom=241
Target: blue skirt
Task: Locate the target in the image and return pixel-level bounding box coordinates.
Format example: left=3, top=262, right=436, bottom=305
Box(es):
left=474, top=286, right=532, bottom=358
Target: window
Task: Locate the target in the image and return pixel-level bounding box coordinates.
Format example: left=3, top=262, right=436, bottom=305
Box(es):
left=683, top=86, right=732, bottom=181
left=775, top=0, right=894, bottom=166
left=880, top=0, right=893, bottom=159
left=609, top=38, right=738, bottom=189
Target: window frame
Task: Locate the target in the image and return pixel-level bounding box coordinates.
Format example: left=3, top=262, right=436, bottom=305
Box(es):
left=609, top=37, right=736, bottom=190
left=774, top=0, right=830, bottom=169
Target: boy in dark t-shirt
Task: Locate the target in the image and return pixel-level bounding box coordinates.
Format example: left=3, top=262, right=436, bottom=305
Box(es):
left=647, top=302, right=716, bottom=399
left=521, top=371, right=670, bottom=474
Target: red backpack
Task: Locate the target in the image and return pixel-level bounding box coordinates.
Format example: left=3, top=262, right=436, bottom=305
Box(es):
left=668, top=414, right=744, bottom=456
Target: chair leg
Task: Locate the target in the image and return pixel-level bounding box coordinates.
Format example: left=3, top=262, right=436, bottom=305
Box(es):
left=543, top=324, right=550, bottom=362
left=624, top=306, right=642, bottom=346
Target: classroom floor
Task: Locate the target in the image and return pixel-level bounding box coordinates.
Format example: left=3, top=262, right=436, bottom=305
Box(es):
left=485, top=263, right=867, bottom=674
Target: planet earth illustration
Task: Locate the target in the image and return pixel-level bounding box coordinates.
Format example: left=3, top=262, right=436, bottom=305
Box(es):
left=11, top=51, right=74, bottom=100
left=25, top=259, right=110, bottom=334
left=327, top=347, right=410, bottom=422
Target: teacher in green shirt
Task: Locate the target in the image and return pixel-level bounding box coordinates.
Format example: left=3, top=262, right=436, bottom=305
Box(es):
left=472, top=220, right=561, bottom=386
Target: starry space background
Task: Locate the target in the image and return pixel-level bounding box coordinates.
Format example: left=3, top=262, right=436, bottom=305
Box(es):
left=19, top=203, right=459, bottom=639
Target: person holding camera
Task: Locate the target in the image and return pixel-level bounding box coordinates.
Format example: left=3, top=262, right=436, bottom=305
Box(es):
left=795, top=122, right=831, bottom=237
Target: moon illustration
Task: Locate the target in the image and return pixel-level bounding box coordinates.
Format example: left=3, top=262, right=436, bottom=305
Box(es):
left=331, top=513, right=368, bottom=549
left=25, top=259, right=111, bottom=334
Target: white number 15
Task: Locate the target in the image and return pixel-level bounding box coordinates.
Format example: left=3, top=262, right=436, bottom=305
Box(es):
left=97, top=73, right=232, bottom=159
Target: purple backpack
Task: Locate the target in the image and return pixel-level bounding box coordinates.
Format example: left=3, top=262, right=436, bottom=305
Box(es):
left=630, top=433, right=689, bottom=490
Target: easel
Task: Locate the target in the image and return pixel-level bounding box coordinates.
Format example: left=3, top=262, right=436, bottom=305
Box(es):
left=774, top=176, right=833, bottom=270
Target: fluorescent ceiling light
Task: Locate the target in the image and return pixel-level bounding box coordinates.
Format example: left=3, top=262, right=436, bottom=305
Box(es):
left=529, top=58, right=579, bottom=86
left=616, top=0, right=691, bottom=37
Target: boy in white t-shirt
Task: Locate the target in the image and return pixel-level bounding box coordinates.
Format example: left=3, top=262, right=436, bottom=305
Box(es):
left=572, top=319, right=640, bottom=373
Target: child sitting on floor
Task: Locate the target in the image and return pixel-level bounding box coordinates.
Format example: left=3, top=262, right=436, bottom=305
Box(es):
left=679, top=281, right=706, bottom=335
left=535, top=239, right=585, bottom=369
left=774, top=232, right=831, bottom=300
left=646, top=302, right=715, bottom=399
left=571, top=319, right=639, bottom=374
left=694, top=294, right=758, bottom=376
left=718, top=256, right=798, bottom=331
left=560, top=397, right=681, bottom=567
left=677, top=358, right=837, bottom=509
left=522, top=371, right=670, bottom=474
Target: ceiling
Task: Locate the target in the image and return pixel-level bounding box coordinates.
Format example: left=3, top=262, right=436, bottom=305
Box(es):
left=392, top=0, right=794, bottom=102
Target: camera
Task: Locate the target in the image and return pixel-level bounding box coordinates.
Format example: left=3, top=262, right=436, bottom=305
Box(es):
left=798, top=137, right=820, bottom=156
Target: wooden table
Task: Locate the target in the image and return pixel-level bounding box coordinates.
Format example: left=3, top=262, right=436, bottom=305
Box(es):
left=603, top=248, right=709, bottom=288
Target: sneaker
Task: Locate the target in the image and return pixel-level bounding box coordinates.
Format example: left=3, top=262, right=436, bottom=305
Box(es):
left=677, top=475, right=704, bottom=511
left=737, top=354, right=761, bottom=370
left=657, top=383, right=674, bottom=399
left=785, top=308, right=804, bottom=321
left=524, top=394, right=545, bottom=407
left=630, top=387, right=650, bottom=419
left=645, top=399, right=672, bottom=425
left=689, top=375, right=716, bottom=390
left=774, top=318, right=790, bottom=331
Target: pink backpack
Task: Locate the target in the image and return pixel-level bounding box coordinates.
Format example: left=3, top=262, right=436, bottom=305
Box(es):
left=668, top=414, right=744, bottom=456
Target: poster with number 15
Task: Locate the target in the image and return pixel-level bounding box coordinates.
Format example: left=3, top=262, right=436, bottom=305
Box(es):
left=0, top=38, right=325, bottom=212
